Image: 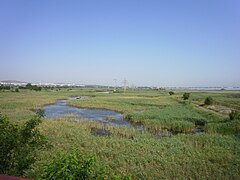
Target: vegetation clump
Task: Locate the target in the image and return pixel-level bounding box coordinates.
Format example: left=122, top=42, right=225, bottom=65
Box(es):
left=229, top=110, right=240, bottom=120
left=194, top=119, right=206, bottom=126
left=26, top=83, right=42, bottom=91
left=104, top=116, right=115, bottom=121
left=90, top=127, right=111, bottom=136
left=0, top=85, right=11, bottom=91
left=204, top=96, right=213, bottom=105
left=35, top=109, right=45, bottom=118
left=169, top=91, right=175, bottom=95
left=183, top=92, right=190, bottom=100
left=42, top=150, right=122, bottom=179
left=0, top=113, right=47, bottom=176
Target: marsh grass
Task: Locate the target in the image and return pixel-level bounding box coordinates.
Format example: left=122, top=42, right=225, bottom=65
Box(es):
left=1, top=89, right=240, bottom=179
left=28, top=119, right=240, bottom=179
left=104, top=116, right=116, bottom=121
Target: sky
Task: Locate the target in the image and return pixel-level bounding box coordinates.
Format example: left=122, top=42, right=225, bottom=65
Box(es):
left=0, top=0, right=240, bottom=87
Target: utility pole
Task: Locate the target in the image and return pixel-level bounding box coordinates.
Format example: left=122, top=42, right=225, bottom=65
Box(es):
left=113, top=79, right=117, bottom=92
left=123, top=79, right=128, bottom=93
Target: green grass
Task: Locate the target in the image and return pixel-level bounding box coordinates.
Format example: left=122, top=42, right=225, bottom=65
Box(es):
left=190, top=90, right=240, bottom=109
left=68, top=93, right=176, bottom=113
left=0, top=88, right=240, bottom=179
left=28, top=120, right=240, bottom=179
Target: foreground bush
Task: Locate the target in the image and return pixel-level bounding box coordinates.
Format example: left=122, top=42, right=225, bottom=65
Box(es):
left=42, top=151, right=128, bottom=179
left=169, top=91, right=174, bottom=95
left=0, top=113, right=46, bottom=176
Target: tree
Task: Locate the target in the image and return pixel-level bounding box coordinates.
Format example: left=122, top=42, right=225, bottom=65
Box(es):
left=26, top=83, right=32, bottom=90
left=25, top=83, right=42, bottom=91
left=204, top=96, right=213, bottom=105
left=183, top=93, right=190, bottom=100
left=0, top=112, right=47, bottom=176
left=169, top=91, right=175, bottom=95
left=0, top=86, right=11, bottom=90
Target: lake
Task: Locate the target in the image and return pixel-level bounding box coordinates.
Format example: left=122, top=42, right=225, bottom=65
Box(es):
left=43, top=98, right=131, bottom=127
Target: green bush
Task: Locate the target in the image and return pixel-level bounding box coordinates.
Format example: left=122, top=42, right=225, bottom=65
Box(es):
left=0, top=113, right=46, bottom=176
left=169, top=91, right=175, bottom=95
left=35, top=109, right=45, bottom=118
left=183, top=93, right=190, bottom=100
left=229, top=111, right=240, bottom=120
left=204, top=96, right=213, bottom=105
left=42, top=151, right=122, bottom=179
left=194, top=119, right=206, bottom=126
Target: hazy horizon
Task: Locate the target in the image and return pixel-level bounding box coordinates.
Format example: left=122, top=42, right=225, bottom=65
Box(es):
left=1, top=0, right=240, bottom=87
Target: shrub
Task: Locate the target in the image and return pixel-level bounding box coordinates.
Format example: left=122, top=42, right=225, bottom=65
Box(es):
left=183, top=93, right=190, bottom=100
left=0, top=113, right=46, bottom=176
left=35, top=109, right=45, bottom=118
left=194, top=119, right=206, bottom=126
left=229, top=110, right=240, bottom=120
left=19, top=86, right=26, bottom=89
left=169, top=91, right=174, bottom=95
left=42, top=151, right=121, bottom=179
left=204, top=96, right=213, bottom=105
left=32, top=85, right=42, bottom=91
left=15, top=88, right=19, bottom=92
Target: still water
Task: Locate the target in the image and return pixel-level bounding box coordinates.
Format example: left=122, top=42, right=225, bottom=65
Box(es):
left=43, top=98, right=131, bottom=127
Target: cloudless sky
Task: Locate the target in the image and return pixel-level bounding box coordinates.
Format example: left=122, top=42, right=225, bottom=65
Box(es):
left=0, top=0, right=239, bottom=87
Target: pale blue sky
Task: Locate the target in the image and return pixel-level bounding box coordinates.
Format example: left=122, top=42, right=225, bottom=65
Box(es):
left=0, top=0, right=239, bottom=86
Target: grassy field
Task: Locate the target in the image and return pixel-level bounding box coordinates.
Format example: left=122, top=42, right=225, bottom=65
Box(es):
left=0, top=88, right=240, bottom=179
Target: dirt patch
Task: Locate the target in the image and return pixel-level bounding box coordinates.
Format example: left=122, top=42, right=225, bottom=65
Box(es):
left=207, top=105, right=233, bottom=114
